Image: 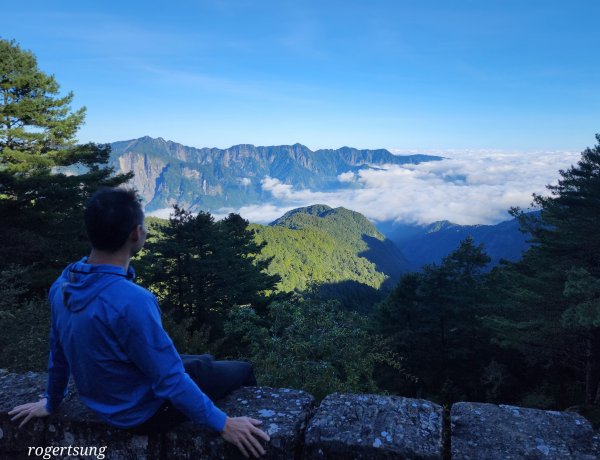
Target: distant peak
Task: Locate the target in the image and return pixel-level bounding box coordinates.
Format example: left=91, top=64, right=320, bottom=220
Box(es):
left=269, top=204, right=332, bottom=226
left=426, top=220, right=459, bottom=233
left=136, top=135, right=169, bottom=144
left=303, top=204, right=333, bottom=215
left=290, top=204, right=333, bottom=216
left=271, top=204, right=370, bottom=223
left=269, top=204, right=386, bottom=242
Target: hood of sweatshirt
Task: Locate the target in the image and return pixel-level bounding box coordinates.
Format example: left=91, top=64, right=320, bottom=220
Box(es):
left=59, top=257, right=136, bottom=312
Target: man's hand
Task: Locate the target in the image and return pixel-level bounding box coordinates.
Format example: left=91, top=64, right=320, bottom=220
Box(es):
left=221, top=416, right=270, bottom=458
left=8, top=398, right=50, bottom=428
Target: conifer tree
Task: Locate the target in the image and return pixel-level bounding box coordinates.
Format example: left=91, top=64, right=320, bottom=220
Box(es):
left=488, top=134, right=600, bottom=406
left=0, top=39, right=131, bottom=290
left=141, top=207, right=279, bottom=344
left=216, top=213, right=280, bottom=313
left=373, top=237, right=491, bottom=401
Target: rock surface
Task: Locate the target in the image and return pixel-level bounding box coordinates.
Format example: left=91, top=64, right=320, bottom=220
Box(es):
left=3, top=369, right=600, bottom=459
left=304, top=392, right=444, bottom=459
left=163, top=386, right=315, bottom=459
left=451, top=402, right=600, bottom=459
left=0, top=370, right=314, bottom=460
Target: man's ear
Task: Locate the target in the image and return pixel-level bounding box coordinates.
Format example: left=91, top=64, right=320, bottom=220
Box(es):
left=130, top=225, right=142, bottom=242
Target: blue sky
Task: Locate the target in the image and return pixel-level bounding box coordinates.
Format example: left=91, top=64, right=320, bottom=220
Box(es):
left=4, top=0, right=599, bottom=151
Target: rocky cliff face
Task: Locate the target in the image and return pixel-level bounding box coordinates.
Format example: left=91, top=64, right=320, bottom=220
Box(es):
left=117, top=151, right=167, bottom=206
left=108, top=137, right=442, bottom=212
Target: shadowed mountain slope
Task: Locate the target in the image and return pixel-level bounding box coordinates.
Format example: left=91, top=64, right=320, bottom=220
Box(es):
left=380, top=215, right=532, bottom=270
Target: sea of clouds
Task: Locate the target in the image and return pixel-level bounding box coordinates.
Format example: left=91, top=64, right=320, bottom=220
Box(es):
left=149, top=149, right=581, bottom=226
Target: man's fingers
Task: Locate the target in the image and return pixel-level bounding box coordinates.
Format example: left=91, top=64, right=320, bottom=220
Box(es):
left=222, top=417, right=269, bottom=458
left=247, top=432, right=266, bottom=456
left=241, top=436, right=259, bottom=458
left=10, top=410, right=27, bottom=422
left=251, top=425, right=270, bottom=442
left=9, top=404, right=31, bottom=415
left=235, top=440, right=249, bottom=458
left=18, top=412, right=33, bottom=428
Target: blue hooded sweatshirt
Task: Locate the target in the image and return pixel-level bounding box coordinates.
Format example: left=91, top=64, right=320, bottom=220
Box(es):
left=45, top=257, right=227, bottom=431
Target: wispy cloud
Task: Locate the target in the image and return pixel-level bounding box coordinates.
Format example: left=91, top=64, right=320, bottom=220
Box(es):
left=20, top=11, right=186, bottom=57
left=148, top=202, right=297, bottom=224
left=214, top=204, right=297, bottom=223
left=146, top=208, right=174, bottom=220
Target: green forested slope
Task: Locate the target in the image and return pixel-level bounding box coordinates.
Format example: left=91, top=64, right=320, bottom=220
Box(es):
left=251, top=205, right=408, bottom=309
left=252, top=224, right=387, bottom=292
left=271, top=204, right=383, bottom=249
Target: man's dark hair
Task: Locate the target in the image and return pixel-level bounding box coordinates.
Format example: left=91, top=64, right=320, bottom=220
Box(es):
left=85, top=188, right=144, bottom=251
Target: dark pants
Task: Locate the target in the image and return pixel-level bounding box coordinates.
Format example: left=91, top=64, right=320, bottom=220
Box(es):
left=128, top=354, right=256, bottom=435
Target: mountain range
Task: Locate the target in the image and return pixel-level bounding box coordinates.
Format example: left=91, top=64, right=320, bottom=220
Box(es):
left=380, top=217, right=531, bottom=270
left=108, top=136, right=442, bottom=212
left=107, top=136, right=530, bottom=273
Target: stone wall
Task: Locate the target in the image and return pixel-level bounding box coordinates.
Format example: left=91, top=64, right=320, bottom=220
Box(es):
left=1, top=370, right=599, bottom=459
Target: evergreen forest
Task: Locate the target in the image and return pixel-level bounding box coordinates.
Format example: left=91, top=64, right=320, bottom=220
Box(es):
left=1, top=39, right=599, bottom=428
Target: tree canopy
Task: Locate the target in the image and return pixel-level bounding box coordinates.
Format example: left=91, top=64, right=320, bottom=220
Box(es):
left=139, top=206, right=280, bottom=346
left=487, top=135, right=600, bottom=406
left=225, top=296, right=408, bottom=399
left=0, top=39, right=130, bottom=370
left=373, top=236, right=492, bottom=402
left=0, top=39, right=131, bottom=291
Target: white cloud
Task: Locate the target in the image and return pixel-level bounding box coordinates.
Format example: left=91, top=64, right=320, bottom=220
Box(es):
left=146, top=208, right=173, bottom=220
left=261, top=176, right=295, bottom=197
left=148, top=203, right=296, bottom=225
left=252, top=150, right=580, bottom=225
left=337, top=171, right=356, bottom=183
left=148, top=150, right=581, bottom=226
left=215, top=204, right=297, bottom=224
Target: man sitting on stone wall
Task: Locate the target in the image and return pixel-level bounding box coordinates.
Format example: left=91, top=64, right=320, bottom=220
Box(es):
left=9, top=187, right=269, bottom=458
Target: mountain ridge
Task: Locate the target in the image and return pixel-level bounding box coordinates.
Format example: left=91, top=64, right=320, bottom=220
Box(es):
left=379, top=215, right=532, bottom=270
left=108, top=136, right=443, bottom=212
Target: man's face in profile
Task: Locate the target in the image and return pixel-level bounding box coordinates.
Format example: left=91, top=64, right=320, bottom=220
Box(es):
left=131, top=220, right=147, bottom=256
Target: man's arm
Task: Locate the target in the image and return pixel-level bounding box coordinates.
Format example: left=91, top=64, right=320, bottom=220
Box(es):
left=114, top=295, right=228, bottom=431
left=45, top=320, right=70, bottom=413
left=115, top=295, right=269, bottom=457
